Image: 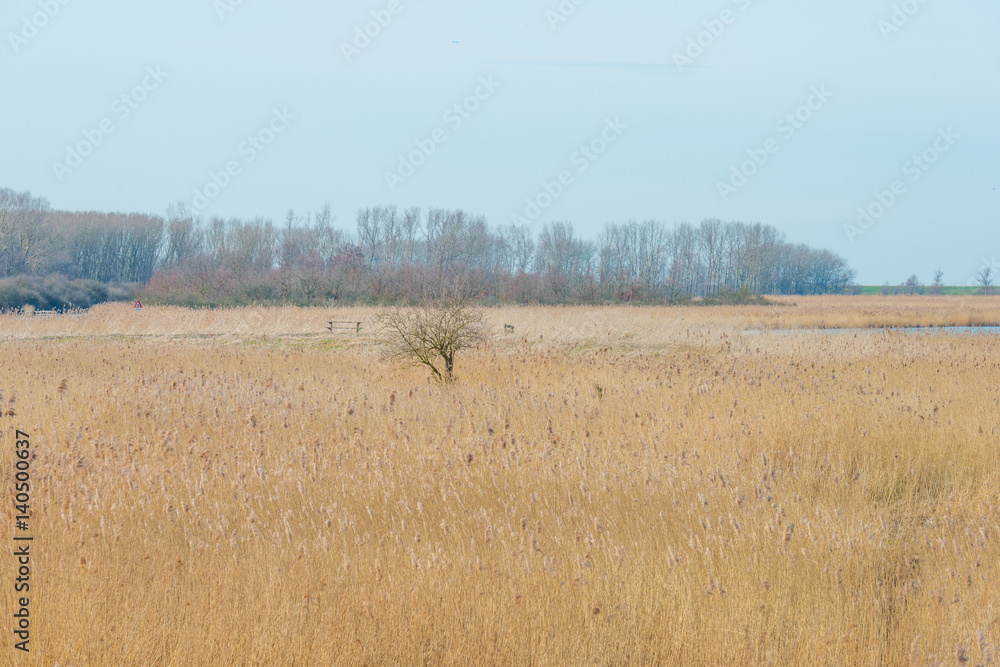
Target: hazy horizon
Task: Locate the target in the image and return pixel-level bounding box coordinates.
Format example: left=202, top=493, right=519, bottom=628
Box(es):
left=4, top=0, right=997, bottom=286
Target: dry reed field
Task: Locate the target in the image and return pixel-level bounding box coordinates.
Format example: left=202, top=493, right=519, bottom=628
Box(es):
left=1, top=295, right=1000, bottom=341
left=2, top=297, right=1000, bottom=665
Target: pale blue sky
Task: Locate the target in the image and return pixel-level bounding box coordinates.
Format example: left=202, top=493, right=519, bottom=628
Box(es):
left=3, top=0, right=997, bottom=284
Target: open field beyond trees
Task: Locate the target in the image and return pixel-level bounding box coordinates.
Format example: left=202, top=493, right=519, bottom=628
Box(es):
left=2, top=297, right=1000, bottom=664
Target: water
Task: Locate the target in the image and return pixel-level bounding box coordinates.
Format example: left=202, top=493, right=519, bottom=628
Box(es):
left=769, top=326, right=1000, bottom=335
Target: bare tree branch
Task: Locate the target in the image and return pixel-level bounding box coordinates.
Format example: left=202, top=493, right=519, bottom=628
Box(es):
left=375, top=296, right=487, bottom=381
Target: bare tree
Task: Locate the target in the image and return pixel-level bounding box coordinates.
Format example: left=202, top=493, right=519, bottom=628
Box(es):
left=356, top=206, right=381, bottom=268
left=399, top=206, right=422, bottom=265
left=977, top=267, right=994, bottom=294
left=279, top=209, right=310, bottom=270
left=425, top=208, right=469, bottom=270
left=902, top=274, right=923, bottom=295
left=931, top=267, right=944, bottom=295
left=164, top=201, right=201, bottom=268
left=0, top=188, right=50, bottom=276
left=698, top=218, right=724, bottom=297
left=535, top=221, right=595, bottom=301
left=669, top=223, right=699, bottom=297
left=503, top=223, right=535, bottom=274
left=376, top=297, right=487, bottom=381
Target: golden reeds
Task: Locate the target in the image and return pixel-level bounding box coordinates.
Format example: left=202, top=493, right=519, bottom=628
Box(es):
left=0, top=298, right=998, bottom=664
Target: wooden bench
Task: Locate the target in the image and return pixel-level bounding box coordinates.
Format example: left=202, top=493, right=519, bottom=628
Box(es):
left=328, top=321, right=362, bottom=334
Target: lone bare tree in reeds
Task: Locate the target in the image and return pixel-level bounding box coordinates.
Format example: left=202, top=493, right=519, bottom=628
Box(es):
left=376, top=296, right=487, bottom=382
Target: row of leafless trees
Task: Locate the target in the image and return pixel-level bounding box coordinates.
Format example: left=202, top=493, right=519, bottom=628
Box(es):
left=0, top=187, right=857, bottom=304
left=347, top=205, right=857, bottom=301
left=0, top=188, right=49, bottom=277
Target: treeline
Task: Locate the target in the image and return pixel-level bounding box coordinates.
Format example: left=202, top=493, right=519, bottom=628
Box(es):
left=0, top=186, right=857, bottom=306
left=144, top=208, right=857, bottom=304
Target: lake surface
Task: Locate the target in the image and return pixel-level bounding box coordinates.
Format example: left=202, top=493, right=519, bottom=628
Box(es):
left=769, top=326, right=1000, bottom=335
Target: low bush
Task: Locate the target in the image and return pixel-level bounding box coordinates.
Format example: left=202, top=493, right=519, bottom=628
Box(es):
left=0, top=275, right=134, bottom=311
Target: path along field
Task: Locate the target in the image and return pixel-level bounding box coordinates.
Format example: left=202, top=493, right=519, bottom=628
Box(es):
left=1, top=296, right=999, bottom=665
